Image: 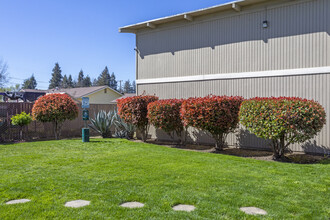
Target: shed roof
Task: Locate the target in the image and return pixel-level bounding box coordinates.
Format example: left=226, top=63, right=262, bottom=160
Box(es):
left=119, top=0, right=268, bottom=33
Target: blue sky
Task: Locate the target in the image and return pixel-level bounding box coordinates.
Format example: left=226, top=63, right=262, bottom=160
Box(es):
left=0, top=0, right=230, bottom=89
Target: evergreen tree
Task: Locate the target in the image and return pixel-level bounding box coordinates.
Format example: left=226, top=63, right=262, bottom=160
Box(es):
left=123, top=80, right=132, bottom=93
left=77, top=70, right=84, bottom=87
left=109, top=72, right=118, bottom=91
left=92, top=78, right=98, bottom=86
left=96, top=66, right=111, bottom=86
left=0, top=59, right=8, bottom=88
left=132, top=80, right=136, bottom=93
left=83, top=76, right=92, bottom=87
left=62, top=75, right=69, bottom=88
left=72, top=80, right=77, bottom=88
left=67, top=75, right=74, bottom=88
left=49, top=63, right=63, bottom=89
left=22, top=74, right=37, bottom=89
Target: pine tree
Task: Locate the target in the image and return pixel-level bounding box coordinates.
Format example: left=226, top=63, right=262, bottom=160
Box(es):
left=22, top=74, right=37, bottom=89
left=92, top=78, right=98, bottom=86
left=72, top=80, right=77, bottom=88
left=109, top=72, right=118, bottom=91
left=131, top=80, right=136, bottom=93
left=96, top=66, right=111, bottom=86
left=49, top=63, right=63, bottom=89
left=77, top=70, right=84, bottom=87
left=123, top=80, right=132, bottom=93
left=83, top=76, right=92, bottom=87
left=0, top=59, right=8, bottom=88
left=67, top=75, right=74, bottom=88
left=62, top=75, right=69, bottom=88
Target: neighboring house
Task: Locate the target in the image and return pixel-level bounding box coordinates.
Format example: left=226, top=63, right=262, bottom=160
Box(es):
left=22, top=86, right=123, bottom=104
left=120, top=0, right=330, bottom=154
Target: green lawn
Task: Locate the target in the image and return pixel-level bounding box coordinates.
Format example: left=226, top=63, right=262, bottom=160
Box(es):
left=0, top=139, right=329, bottom=219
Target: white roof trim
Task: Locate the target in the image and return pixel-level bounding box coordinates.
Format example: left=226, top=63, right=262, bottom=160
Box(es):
left=119, top=0, right=267, bottom=33
left=136, top=67, right=330, bottom=85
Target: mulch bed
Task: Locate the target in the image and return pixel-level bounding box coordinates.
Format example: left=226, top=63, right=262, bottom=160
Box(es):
left=141, top=140, right=329, bottom=164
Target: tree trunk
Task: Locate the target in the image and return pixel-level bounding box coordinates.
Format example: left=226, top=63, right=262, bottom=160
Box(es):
left=53, top=121, right=63, bottom=140
left=137, top=124, right=150, bottom=142
left=19, top=126, right=23, bottom=140
left=141, top=130, right=147, bottom=142
left=175, top=130, right=182, bottom=146
left=176, top=127, right=188, bottom=146
left=167, top=132, right=176, bottom=144
left=213, top=133, right=226, bottom=151
left=53, top=121, right=58, bottom=140
left=140, top=127, right=147, bottom=142
left=272, top=136, right=286, bottom=160
left=180, top=127, right=189, bottom=146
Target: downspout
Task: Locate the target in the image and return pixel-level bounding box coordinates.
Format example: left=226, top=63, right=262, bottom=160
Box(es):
left=135, top=34, right=138, bottom=95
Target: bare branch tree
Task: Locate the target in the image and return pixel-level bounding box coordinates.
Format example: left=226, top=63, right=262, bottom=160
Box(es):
left=0, top=59, right=8, bottom=87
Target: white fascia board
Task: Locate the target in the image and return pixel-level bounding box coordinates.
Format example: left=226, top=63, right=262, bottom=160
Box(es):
left=136, top=66, right=330, bottom=85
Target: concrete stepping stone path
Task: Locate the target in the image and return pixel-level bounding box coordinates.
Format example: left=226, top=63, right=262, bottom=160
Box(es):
left=172, top=204, right=196, bottom=212
left=65, top=200, right=90, bottom=208
left=240, top=207, right=267, bottom=215
left=120, top=202, right=145, bottom=208
left=6, top=199, right=31, bottom=205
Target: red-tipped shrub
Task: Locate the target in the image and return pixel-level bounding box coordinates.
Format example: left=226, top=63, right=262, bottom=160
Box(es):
left=240, top=97, right=326, bottom=159
left=32, top=93, right=78, bottom=140
left=147, top=99, right=185, bottom=143
left=117, top=95, right=158, bottom=141
left=181, top=95, right=244, bottom=150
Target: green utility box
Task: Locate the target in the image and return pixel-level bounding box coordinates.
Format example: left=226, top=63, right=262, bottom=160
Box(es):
left=82, top=109, right=89, bottom=120
left=82, top=128, right=90, bottom=142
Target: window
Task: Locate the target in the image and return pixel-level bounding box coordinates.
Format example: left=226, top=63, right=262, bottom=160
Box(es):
left=104, top=89, right=107, bottom=93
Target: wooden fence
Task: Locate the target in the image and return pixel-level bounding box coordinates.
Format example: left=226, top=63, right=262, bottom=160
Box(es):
left=0, top=103, right=117, bottom=142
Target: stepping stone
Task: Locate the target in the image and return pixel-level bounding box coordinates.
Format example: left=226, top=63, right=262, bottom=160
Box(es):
left=172, top=204, right=196, bottom=212
left=240, top=207, right=267, bottom=215
left=6, top=199, right=31, bottom=205
left=64, top=200, right=90, bottom=208
left=120, top=202, right=144, bottom=208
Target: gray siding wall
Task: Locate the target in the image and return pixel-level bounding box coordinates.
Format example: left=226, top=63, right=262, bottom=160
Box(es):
left=138, top=73, right=330, bottom=154
left=136, top=0, right=330, bottom=80
left=134, top=0, right=330, bottom=154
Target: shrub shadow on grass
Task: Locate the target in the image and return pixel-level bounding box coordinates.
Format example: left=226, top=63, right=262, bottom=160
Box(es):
left=144, top=139, right=329, bottom=164
left=89, top=138, right=118, bottom=143
left=318, top=159, right=330, bottom=164
left=213, top=148, right=273, bottom=157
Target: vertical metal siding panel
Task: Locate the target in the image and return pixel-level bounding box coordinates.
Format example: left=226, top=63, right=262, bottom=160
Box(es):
left=136, top=0, right=330, bottom=154
left=140, top=72, right=330, bottom=154
left=137, top=0, right=328, bottom=80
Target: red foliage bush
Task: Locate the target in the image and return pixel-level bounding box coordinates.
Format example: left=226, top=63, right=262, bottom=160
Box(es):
left=147, top=99, right=184, bottom=143
left=240, top=97, right=326, bottom=159
left=181, top=95, right=244, bottom=150
left=32, top=93, right=78, bottom=139
left=117, top=95, right=158, bottom=141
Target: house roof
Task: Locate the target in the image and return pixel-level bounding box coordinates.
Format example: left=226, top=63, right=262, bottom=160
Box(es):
left=48, top=86, right=123, bottom=98
left=20, top=89, right=48, bottom=93
left=21, top=86, right=123, bottom=99
left=119, top=0, right=268, bottom=33
left=111, top=93, right=136, bottom=103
